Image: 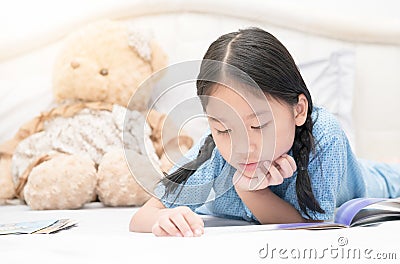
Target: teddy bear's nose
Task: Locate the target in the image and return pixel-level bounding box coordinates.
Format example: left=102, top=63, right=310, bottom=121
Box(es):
left=100, top=68, right=109, bottom=76
left=70, top=61, right=80, bottom=69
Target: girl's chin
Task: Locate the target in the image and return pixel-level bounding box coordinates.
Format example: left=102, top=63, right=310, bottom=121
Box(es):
left=235, top=167, right=262, bottom=179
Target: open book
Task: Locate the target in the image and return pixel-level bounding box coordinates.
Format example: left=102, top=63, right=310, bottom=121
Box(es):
left=0, top=219, right=77, bottom=235
left=203, top=197, right=400, bottom=232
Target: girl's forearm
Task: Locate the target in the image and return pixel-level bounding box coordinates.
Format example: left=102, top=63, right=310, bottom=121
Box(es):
left=235, top=186, right=305, bottom=224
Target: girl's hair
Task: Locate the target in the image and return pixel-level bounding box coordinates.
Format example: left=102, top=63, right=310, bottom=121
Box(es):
left=162, top=27, right=324, bottom=219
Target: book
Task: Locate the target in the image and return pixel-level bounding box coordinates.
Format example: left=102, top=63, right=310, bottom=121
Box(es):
left=202, top=197, right=400, bottom=232
left=0, top=219, right=77, bottom=235
left=333, top=197, right=400, bottom=227
left=202, top=214, right=258, bottom=227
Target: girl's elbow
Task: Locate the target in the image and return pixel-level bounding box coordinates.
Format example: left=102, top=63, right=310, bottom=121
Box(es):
left=129, top=197, right=165, bottom=233
left=129, top=215, right=137, bottom=232
left=129, top=212, right=143, bottom=232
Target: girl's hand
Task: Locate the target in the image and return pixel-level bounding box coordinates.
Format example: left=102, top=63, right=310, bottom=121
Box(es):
left=233, top=154, right=297, bottom=191
left=152, top=206, right=204, bottom=237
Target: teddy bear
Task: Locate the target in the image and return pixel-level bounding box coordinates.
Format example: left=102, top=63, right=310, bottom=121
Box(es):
left=0, top=20, right=193, bottom=209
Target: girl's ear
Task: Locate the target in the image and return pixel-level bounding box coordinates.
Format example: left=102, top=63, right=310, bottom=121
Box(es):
left=294, top=94, right=308, bottom=126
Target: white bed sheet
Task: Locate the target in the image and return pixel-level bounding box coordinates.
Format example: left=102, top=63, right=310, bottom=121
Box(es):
left=1, top=202, right=399, bottom=264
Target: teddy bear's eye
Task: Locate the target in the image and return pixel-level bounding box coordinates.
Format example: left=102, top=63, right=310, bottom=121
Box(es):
left=100, top=68, right=108, bottom=76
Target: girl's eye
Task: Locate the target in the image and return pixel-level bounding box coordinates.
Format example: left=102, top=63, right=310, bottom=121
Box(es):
left=216, top=129, right=231, bottom=135
left=251, top=123, right=269, bottom=129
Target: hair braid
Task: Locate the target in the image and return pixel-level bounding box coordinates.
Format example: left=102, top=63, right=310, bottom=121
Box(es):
left=162, top=134, right=215, bottom=194
left=292, top=114, right=325, bottom=219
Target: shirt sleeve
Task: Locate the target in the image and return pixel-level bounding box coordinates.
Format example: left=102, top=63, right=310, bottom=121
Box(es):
left=155, top=130, right=222, bottom=212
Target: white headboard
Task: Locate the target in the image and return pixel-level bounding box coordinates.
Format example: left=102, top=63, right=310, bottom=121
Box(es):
left=1, top=0, right=399, bottom=160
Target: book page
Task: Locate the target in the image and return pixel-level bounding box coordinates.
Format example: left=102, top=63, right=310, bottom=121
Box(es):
left=202, top=215, right=256, bottom=227
left=201, top=215, right=347, bottom=235
left=351, top=199, right=400, bottom=227
left=0, top=219, right=58, bottom=235
left=34, top=219, right=78, bottom=234
left=0, top=219, right=77, bottom=235
left=334, top=197, right=387, bottom=226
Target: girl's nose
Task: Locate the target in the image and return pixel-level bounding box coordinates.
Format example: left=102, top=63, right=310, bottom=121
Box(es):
left=248, top=143, right=256, bottom=153
left=234, top=137, right=257, bottom=154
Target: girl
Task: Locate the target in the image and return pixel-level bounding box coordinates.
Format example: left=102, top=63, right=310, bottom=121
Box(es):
left=130, top=27, right=400, bottom=237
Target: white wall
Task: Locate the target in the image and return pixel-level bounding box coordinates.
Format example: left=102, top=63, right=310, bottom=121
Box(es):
left=1, top=0, right=400, bottom=159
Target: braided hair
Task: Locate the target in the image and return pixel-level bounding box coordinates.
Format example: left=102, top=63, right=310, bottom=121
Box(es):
left=162, top=27, right=324, bottom=218
left=162, top=134, right=215, bottom=193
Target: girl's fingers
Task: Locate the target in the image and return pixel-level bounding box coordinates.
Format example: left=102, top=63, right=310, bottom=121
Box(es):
left=233, top=155, right=297, bottom=190
left=153, top=207, right=204, bottom=237
left=170, top=213, right=194, bottom=237
left=182, top=210, right=204, bottom=237
left=282, top=154, right=297, bottom=171
left=253, top=169, right=269, bottom=190
left=247, top=168, right=264, bottom=190
left=267, top=164, right=284, bottom=185
left=261, top=161, right=271, bottom=174
left=157, top=217, right=182, bottom=237
left=152, top=223, right=176, bottom=237
left=274, top=157, right=294, bottom=178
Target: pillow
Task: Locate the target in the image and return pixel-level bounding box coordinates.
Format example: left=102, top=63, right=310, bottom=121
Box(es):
left=298, top=50, right=356, bottom=150
left=0, top=79, right=54, bottom=142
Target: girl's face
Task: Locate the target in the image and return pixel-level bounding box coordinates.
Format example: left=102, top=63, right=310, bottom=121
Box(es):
left=205, top=84, right=306, bottom=178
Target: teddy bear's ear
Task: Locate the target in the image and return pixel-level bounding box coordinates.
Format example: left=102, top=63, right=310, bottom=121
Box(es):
left=149, top=40, right=168, bottom=73
left=127, top=27, right=152, bottom=62
left=126, top=26, right=167, bottom=73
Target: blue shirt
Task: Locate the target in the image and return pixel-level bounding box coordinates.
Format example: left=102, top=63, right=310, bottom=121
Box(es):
left=156, top=106, right=400, bottom=222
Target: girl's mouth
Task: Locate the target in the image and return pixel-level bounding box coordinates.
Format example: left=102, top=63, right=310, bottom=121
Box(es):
left=238, top=162, right=259, bottom=172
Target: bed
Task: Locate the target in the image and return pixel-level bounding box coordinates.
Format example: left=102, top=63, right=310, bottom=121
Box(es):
left=1, top=0, right=400, bottom=263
